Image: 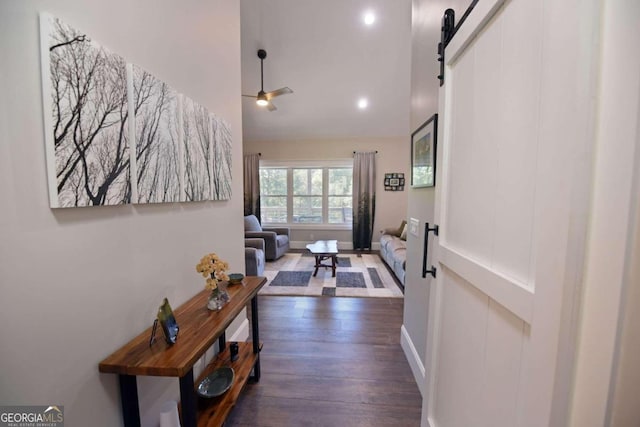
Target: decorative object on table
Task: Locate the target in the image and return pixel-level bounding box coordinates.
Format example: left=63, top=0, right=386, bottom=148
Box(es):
left=230, top=342, right=239, bottom=362
left=228, top=273, right=244, bottom=285
left=196, top=253, right=231, bottom=310
left=157, top=298, right=179, bottom=345
left=196, top=367, right=235, bottom=398
left=384, top=173, right=405, bottom=191
left=149, top=318, right=159, bottom=347
left=411, top=114, right=438, bottom=188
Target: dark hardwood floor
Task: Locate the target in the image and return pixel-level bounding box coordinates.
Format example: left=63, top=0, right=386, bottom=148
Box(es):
left=226, top=296, right=422, bottom=426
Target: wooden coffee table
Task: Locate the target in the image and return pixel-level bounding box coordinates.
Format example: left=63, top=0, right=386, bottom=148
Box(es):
left=306, top=240, right=339, bottom=277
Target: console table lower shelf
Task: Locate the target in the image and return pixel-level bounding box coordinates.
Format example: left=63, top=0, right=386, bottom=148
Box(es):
left=191, top=341, right=263, bottom=426
left=98, top=276, right=267, bottom=427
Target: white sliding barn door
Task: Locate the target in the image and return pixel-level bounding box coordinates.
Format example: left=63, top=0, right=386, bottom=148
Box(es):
left=425, top=0, right=597, bottom=426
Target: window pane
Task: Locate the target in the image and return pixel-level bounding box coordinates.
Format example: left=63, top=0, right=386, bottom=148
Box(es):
left=293, top=196, right=322, bottom=222
left=328, top=196, right=352, bottom=223
left=261, top=196, right=287, bottom=223
left=328, top=168, right=352, bottom=196
left=260, top=169, right=287, bottom=195
left=293, top=169, right=322, bottom=195
left=259, top=165, right=353, bottom=225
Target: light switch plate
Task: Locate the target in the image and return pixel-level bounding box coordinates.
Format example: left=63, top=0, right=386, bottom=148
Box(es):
left=410, top=218, right=419, bottom=237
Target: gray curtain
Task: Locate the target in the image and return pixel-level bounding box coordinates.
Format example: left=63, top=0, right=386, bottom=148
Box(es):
left=352, top=152, right=376, bottom=250
left=243, top=153, right=261, bottom=219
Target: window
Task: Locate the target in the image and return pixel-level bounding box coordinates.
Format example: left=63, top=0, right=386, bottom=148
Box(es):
left=260, top=168, right=287, bottom=223
left=259, top=161, right=353, bottom=226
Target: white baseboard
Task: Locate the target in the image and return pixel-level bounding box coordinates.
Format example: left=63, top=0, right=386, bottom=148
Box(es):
left=229, top=318, right=249, bottom=342
left=401, top=324, right=425, bottom=396
left=290, top=241, right=381, bottom=251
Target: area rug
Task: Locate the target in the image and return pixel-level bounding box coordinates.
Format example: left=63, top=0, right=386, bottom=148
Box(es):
left=260, top=253, right=403, bottom=298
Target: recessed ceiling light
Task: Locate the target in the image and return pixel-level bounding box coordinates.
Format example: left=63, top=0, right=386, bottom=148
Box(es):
left=358, top=98, right=368, bottom=109
left=363, top=11, right=376, bottom=26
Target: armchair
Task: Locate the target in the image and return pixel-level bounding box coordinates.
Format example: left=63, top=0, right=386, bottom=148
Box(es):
left=245, top=238, right=265, bottom=276
left=244, top=215, right=290, bottom=261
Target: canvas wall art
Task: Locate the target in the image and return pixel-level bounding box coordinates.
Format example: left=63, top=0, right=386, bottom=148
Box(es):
left=40, top=13, right=233, bottom=207
left=211, top=116, right=232, bottom=200
left=41, top=14, right=131, bottom=207
left=131, top=65, right=181, bottom=203
left=182, top=97, right=212, bottom=202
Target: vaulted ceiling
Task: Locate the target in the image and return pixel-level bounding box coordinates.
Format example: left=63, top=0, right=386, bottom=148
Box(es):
left=240, top=0, right=412, bottom=142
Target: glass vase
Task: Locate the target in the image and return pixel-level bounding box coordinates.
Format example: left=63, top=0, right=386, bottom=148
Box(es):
left=217, top=281, right=230, bottom=305
left=207, top=290, right=223, bottom=311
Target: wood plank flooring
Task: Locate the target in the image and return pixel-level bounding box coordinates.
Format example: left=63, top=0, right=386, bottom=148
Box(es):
left=226, top=296, right=422, bottom=426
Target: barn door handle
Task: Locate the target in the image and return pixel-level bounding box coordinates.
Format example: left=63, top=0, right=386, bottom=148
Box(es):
left=422, top=223, right=439, bottom=278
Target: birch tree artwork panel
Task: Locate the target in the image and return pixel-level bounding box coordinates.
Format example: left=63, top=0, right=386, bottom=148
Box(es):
left=132, top=65, right=181, bottom=204
left=40, top=14, right=130, bottom=207
left=182, top=97, right=212, bottom=202
left=211, top=116, right=232, bottom=200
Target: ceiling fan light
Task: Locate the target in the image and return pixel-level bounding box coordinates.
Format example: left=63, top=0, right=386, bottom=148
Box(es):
left=256, top=91, right=269, bottom=106
left=363, top=11, right=376, bottom=26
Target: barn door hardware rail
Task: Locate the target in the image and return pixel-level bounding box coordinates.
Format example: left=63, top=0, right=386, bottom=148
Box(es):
left=437, top=8, right=455, bottom=86
left=437, top=0, right=481, bottom=86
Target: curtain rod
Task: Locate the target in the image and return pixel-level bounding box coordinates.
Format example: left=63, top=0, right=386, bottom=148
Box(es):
left=353, top=151, right=378, bottom=154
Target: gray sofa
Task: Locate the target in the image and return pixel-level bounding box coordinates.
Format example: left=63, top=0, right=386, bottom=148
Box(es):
left=244, top=215, right=290, bottom=261
left=379, top=222, right=407, bottom=286
left=245, top=238, right=265, bottom=276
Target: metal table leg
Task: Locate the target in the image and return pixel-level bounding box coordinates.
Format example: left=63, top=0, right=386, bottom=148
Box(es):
left=179, top=369, right=197, bottom=427
left=119, top=375, right=141, bottom=427
left=251, top=295, right=261, bottom=381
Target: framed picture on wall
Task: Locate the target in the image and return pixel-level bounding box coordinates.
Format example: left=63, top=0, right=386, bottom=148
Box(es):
left=384, top=173, right=406, bottom=191
left=411, top=113, right=438, bottom=187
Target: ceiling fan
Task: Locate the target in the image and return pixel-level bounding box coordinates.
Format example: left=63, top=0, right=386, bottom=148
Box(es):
left=243, top=49, right=293, bottom=111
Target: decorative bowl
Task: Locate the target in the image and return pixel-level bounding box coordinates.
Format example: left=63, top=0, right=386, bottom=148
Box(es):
left=196, top=367, right=235, bottom=398
left=228, top=273, right=244, bottom=284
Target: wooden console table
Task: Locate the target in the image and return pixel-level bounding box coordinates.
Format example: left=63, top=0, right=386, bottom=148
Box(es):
left=99, top=276, right=267, bottom=427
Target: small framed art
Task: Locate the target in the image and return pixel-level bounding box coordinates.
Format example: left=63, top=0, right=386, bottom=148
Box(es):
left=411, top=114, right=438, bottom=188
left=157, top=297, right=179, bottom=345
left=384, top=173, right=405, bottom=191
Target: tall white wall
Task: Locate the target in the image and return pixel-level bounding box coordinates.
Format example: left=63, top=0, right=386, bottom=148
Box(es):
left=570, top=0, right=640, bottom=425
left=405, top=0, right=470, bottom=394
left=243, top=137, right=409, bottom=245
left=609, top=160, right=640, bottom=427
left=0, top=1, right=243, bottom=426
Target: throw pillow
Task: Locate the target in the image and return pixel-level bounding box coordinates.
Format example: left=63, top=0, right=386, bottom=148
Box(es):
left=396, top=220, right=407, bottom=237
left=400, top=223, right=408, bottom=241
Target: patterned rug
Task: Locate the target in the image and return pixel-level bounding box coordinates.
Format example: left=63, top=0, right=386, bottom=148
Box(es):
left=260, top=252, right=403, bottom=298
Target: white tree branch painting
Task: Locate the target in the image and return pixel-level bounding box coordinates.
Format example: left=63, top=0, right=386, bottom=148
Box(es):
left=42, top=14, right=130, bottom=207
left=40, top=13, right=232, bottom=208
left=211, top=116, right=232, bottom=200
left=182, top=97, right=212, bottom=202
left=132, top=65, right=181, bottom=203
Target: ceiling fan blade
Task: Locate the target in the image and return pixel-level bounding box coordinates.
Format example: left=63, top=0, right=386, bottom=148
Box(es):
left=265, top=87, right=293, bottom=100
left=242, top=94, right=256, bottom=98
left=266, top=102, right=277, bottom=112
